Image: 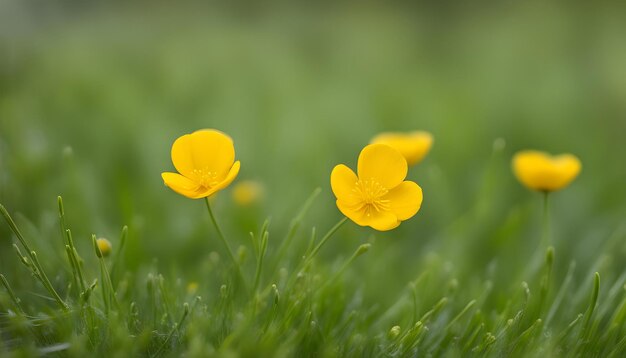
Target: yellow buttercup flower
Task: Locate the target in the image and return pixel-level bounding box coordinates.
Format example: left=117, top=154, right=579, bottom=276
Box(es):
left=162, top=129, right=240, bottom=199
left=331, top=144, right=423, bottom=231
left=513, top=150, right=581, bottom=192
left=370, top=131, right=433, bottom=166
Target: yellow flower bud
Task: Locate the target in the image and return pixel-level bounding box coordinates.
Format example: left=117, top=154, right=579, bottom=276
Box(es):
left=96, top=238, right=112, bottom=257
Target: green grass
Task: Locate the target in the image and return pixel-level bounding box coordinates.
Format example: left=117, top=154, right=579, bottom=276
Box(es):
left=1, top=186, right=626, bottom=357
left=2, top=1, right=626, bottom=357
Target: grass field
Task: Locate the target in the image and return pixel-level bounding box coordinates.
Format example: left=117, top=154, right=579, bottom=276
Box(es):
left=1, top=1, right=626, bottom=357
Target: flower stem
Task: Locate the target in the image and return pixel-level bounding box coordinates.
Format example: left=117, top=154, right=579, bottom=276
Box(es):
left=305, top=217, right=348, bottom=266
left=153, top=302, right=190, bottom=358
left=322, top=243, right=370, bottom=289
left=0, top=274, right=25, bottom=314
left=271, top=188, right=321, bottom=273
left=205, top=198, right=249, bottom=295
left=541, top=191, right=551, bottom=250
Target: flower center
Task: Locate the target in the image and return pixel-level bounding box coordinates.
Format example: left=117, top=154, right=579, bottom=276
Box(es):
left=352, top=178, right=390, bottom=216
left=191, top=168, right=220, bottom=189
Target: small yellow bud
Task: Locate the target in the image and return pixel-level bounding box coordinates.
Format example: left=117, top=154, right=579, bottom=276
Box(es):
left=232, top=180, right=264, bottom=207
left=96, top=238, right=112, bottom=257
left=187, top=282, right=199, bottom=295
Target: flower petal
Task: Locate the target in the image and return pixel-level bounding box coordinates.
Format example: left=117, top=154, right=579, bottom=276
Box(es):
left=336, top=200, right=401, bottom=231
left=331, top=164, right=358, bottom=202
left=357, top=144, right=407, bottom=189
left=162, top=172, right=205, bottom=198
left=553, top=154, right=582, bottom=187
left=366, top=211, right=401, bottom=231
left=170, top=134, right=195, bottom=177
left=336, top=199, right=368, bottom=225
left=370, top=131, right=433, bottom=166
left=212, top=161, right=241, bottom=192
left=383, top=181, right=423, bottom=221
left=171, top=129, right=235, bottom=181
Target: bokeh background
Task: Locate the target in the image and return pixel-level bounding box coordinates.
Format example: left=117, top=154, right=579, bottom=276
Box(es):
left=2, top=1, right=626, bottom=306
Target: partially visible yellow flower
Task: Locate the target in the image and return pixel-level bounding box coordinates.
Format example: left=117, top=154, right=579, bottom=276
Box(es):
left=331, top=144, right=423, bottom=231
left=96, top=238, right=112, bottom=257
left=513, top=150, right=581, bottom=192
left=162, top=129, right=240, bottom=199
left=232, top=180, right=264, bottom=206
left=370, top=131, right=433, bottom=166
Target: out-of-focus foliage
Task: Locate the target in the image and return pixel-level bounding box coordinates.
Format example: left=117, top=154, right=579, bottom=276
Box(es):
left=1, top=1, right=626, bottom=356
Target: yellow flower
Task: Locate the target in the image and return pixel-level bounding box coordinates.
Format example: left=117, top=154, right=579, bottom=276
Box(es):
left=162, top=129, right=240, bottom=199
left=96, top=238, right=112, bottom=257
left=370, top=131, right=433, bottom=166
left=512, top=150, right=581, bottom=192
left=331, top=144, right=423, bottom=231
left=232, top=180, right=264, bottom=206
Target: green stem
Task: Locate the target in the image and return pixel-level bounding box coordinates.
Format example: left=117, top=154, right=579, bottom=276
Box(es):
left=322, top=243, right=370, bottom=289
left=152, top=303, right=190, bottom=358
left=305, top=217, right=348, bottom=266
left=1, top=204, right=68, bottom=310
left=0, top=274, right=25, bottom=314
left=31, top=251, right=69, bottom=310
left=541, top=191, right=551, bottom=249
left=205, top=198, right=249, bottom=294
left=272, top=188, right=321, bottom=273
left=66, top=230, right=86, bottom=293
left=285, top=217, right=348, bottom=291
left=252, top=231, right=268, bottom=294
left=110, top=225, right=128, bottom=285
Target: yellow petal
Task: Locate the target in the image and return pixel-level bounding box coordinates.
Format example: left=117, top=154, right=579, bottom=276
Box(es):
left=331, top=164, right=358, bottom=202
left=170, top=134, right=194, bottom=178
left=513, top=151, right=581, bottom=192
left=370, top=131, right=433, bottom=166
left=183, top=161, right=240, bottom=199
left=383, top=181, right=423, bottom=221
left=212, top=161, right=241, bottom=193
left=162, top=172, right=205, bottom=198
left=171, top=129, right=235, bottom=181
left=357, top=144, right=407, bottom=190
left=336, top=200, right=400, bottom=231
left=366, top=211, right=401, bottom=231
left=336, top=199, right=368, bottom=225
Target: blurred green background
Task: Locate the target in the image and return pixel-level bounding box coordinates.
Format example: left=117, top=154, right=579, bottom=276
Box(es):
left=1, top=1, right=626, bottom=306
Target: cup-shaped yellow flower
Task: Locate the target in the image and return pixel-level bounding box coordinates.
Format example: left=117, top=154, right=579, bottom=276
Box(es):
left=512, top=150, right=581, bottom=192
left=162, top=129, right=240, bottom=199
left=370, top=131, right=433, bottom=166
left=331, top=144, right=423, bottom=231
